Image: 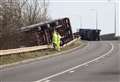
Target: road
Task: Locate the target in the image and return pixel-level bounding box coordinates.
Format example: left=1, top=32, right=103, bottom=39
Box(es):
left=0, top=41, right=120, bottom=82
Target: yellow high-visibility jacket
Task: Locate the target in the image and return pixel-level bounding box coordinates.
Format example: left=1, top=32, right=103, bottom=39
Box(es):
left=52, top=32, right=61, bottom=45
left=57, top=34, right=61, bottom=44
left=52, top=31, right=58, bottom=44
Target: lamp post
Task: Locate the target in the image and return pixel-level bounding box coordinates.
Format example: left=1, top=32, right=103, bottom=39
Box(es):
left=96, top=10, right=98, bottom=30
left=108, top=0, right=117, bottom=36
left=80, top=16, right=82, bottom=28
left=90, top=9, right=98, bottom=30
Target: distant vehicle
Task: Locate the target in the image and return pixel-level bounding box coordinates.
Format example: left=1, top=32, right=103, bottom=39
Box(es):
left=79, top=29, right=101, bottom=41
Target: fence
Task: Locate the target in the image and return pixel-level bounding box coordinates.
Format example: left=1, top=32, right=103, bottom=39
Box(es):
left=0, top=39, right=78, bottom=56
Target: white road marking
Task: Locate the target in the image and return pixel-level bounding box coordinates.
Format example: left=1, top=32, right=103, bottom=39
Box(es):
left=69, top=70, right=75, bottom=73
left=44, top=80, right=50, bottom=82
left=119, top=44, right=120, bottom=52
left=34, top=42, right=114, bottom=82
left=85, top=64, right=89, bottom=66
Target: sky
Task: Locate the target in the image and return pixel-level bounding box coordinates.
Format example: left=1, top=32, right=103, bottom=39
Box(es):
left=48, top=0, right=120, bottom=36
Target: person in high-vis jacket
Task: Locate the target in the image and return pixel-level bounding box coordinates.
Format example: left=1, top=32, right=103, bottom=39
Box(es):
left=52, top=30, right=61, bottom=51
left=56, top=32, right=61, bottom=51
left=52, top=30, right=57, bottom=50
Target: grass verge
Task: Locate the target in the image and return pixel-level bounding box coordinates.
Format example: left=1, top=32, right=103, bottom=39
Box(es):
left=0, top=39, right=86, bottom=65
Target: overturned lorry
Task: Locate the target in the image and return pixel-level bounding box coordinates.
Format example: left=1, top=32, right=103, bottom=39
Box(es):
left=20, top=17, right=73, bottom=47
left=79, top=29, right=101, bottom=41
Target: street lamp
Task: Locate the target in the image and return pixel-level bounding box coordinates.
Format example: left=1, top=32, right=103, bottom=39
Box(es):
left=90, top=9, right=98, bottom=30
left=79, top=16, right=82, bottom=28
left=108, top=0, right=117, bottom=36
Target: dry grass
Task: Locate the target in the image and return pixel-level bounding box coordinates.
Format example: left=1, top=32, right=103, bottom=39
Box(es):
left=0, top=39, right=86, bottom=65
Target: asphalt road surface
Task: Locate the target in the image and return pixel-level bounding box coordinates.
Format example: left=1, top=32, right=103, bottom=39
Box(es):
left=0, top=41, right=120, bottom=82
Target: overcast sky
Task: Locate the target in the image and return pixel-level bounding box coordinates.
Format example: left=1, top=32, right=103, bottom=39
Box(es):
left=48, top=0, right=120, bottom=36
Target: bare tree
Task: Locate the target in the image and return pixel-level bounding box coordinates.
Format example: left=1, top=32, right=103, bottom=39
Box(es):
left=0, top=0, right=49, bottom=33
left=0, top=0, right=50, bottom=49
left=21, top=0, right=49, bottom=26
